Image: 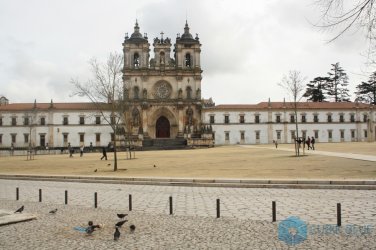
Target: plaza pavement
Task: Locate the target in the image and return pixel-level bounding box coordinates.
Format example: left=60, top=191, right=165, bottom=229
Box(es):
left=1, top=143, right=376, bottom=248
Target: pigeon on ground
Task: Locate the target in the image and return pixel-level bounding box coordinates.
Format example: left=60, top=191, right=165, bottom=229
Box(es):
left=114, top=227, right=120, bottom=241
left=107, top=163, right=111, bottom=166
left=14, top=205, right=24, bottom=213
left=94, top=169, right=97, bottom=172
left=115, top=220, right=127, bottom=228
left=130, top=224, right=136, bottom=233
left=49, top=208, right=58, bottom=214
left=86, top=221, right=100, bottom=235
left=117, top=213, right=128, bottom=220
left=153, top=165, right=156, bottom=168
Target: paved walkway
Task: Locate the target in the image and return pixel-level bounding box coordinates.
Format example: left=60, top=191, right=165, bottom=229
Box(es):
left=1, top=179, right=375, bottom=225
left=241, top=145, right=376, bottom=162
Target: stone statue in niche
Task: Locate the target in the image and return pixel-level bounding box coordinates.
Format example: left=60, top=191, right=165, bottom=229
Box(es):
left=132, top=107, right=140, bottom=127
left=178, top=88, right=183, bottom=99
left=143, top=88, right=147, bottom=99
left=196, top=88, right=201, bottom=99
left=186, top=106, right=193, bottom=125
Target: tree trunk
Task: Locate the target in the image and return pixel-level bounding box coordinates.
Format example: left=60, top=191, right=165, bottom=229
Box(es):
left=113, top=132, right=118, bottom=172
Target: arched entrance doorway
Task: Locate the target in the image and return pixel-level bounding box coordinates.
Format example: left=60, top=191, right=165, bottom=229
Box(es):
left=156, top=116, right=170, bottom=138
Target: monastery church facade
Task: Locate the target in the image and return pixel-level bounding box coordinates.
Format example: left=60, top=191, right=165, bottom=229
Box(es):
left=0, top=22, right=375, bottom=149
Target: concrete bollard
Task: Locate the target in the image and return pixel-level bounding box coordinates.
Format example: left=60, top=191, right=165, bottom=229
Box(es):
left=216, top=199, right=220, bottom=218
left=94, top=192, right=98, bottom=208
left=129, top=194, right=132, bottom=211
left=337, top=203, right=341, bottom=227
left=169, top=196, right=173, bottom=215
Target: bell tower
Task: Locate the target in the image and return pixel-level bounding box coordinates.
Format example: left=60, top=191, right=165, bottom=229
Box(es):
left=123, top=20, right=150, bottom=70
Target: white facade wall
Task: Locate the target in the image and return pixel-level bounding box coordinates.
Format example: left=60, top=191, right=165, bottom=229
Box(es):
left=203, top=107, right=375, bottom=145
left=0, top=109, right=113, bottom=148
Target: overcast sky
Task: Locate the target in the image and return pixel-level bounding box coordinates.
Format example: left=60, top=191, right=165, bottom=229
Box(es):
left=0, top=0, right=371, bottom=105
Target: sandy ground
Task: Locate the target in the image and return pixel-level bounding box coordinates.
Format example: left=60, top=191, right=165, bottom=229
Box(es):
left=0, top=142, right=375, bottom=180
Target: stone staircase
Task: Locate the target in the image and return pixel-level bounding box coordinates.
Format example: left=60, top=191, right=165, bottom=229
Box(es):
left=142, top=138, right=188, bottom=150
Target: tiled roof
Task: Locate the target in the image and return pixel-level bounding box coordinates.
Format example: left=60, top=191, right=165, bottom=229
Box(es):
left=0, top=102, right=108, bottom=111
left=209, top=102, right=374, bottom=110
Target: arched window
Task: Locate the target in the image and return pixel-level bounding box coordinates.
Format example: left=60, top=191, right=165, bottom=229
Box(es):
left=134, top=53, right=140, bottom=68
left=186, top=86, right=192, bottom=99
left=185, top=53, right=191, bottom=68
left=133, top=86, right=140, bottom=99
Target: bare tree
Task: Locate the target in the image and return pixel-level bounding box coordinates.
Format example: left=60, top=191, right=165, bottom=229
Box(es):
left=278, top=70, right=306, bottom=156
left=71, top=52, right=126, bottom=171
left=314, top=0, right=376, bottom=42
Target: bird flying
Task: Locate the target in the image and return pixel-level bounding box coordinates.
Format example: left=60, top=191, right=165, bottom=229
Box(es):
left=117, top=213, right=128, bottom=220
left=115, top=220, right=127, bottom=228
left=14, top=205, right=24, bottom=213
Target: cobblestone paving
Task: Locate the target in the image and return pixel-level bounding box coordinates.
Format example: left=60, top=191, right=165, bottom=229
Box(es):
left=1, top=179, right=376, bottom=225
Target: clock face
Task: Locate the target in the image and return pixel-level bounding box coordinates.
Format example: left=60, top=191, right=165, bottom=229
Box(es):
left=154, top=81, right=171, bottom=99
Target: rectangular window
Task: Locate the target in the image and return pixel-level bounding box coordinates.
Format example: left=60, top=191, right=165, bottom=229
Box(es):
left=63, top=133, right=68, bottom=144
left=96, top=116, right=101, bottom=125
left=111, top=116, right=116, bottom=125
left=111, top=133, right=115, bottom=141
left=239, top=115, right=245, bottom=124
left=40, top=117, right=46, bottom=125
left=24, top=117, right=29, bottom=125
left=255, top=115, right=260, bottom=124
left=314, top=130, right=319, bottom=139
left=225, top=132, right=229, bottom=141
left=340, top=130, right=344, bottom=139
left=12, top=117, right=17, bottom=126
left=224, top=115, right=229, bottom=124
left=327, top=115, right=332, bottom=123
left=63, top=117, right=68, bottom=125
left=301, top=115, right=306, bottom=123
left=350, top=114, right=355, bottom=122
left=351, top=130, right=355, bottom=139
left=210, top=115, right=215, bottom=124
left=79, top=116, right=85, bottom=125
left=290, top=115, right=295, bottom=123
left=240, top=131, right=245, bottom=140
left=302, top=131, right=306, bottom=139
left=364, top=130, right=368, bottom=138
left=328, top=130, right=332, bottom=139
left=276, top=115, right=281, bottom=123
left=363, top=114, right=368, bottom=122
left=11, top=134, right=16, bottom=143
left=255, top=131, right=260, bottom=140
left=24, top=134, right=29, bottom=143
left=0, top=134, right=2, bottom=144
left=291, top=131, right=295, bottom=140
left=96, top=133, right=101, bottom=143
left=313, top=115, right=319, bottom=123
left=276, top=131, right=281, bottom=140
left=79, top=134, right=84, bottom=143
left=0, top=118, right=2, bottom=126
left=339, top=115, right=344, bottom=123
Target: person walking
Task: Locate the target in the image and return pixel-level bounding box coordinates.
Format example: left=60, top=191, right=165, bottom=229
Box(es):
left=311, top=136, right=315, bottom=150
left=80, top=145, right=84, bottom=157
left=306, top=137, right=311, bottom=150
left=101, top=147, right=107, bottom=160
left=68, top=143, right=73, bottom=157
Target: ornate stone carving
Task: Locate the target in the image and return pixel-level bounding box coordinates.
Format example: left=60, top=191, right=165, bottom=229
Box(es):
left=153, top=81, right=172, bottom=99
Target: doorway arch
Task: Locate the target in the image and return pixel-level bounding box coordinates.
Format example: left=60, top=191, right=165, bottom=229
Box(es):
left=156, top=116, right=170, bottom=138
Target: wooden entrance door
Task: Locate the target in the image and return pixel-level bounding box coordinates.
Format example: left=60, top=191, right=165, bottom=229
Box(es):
left=156, top=116, right=170, bottom=138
